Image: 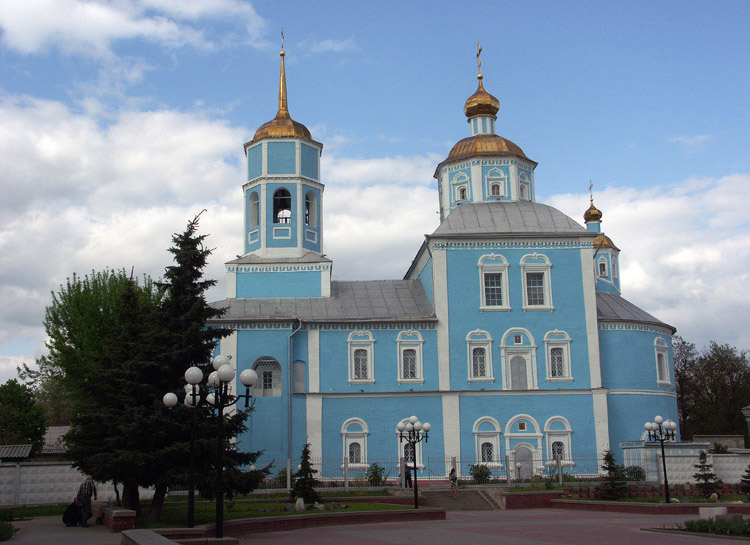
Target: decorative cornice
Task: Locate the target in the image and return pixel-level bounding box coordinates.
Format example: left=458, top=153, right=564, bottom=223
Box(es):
left=432, top=240, right=593, bottom=250
left=227, top=263, right=331, bottom=273
left=598, top=321, right=673, bottom=336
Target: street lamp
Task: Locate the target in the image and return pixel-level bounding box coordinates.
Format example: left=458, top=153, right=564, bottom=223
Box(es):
left=515, top=462, right=522, bottom=481
left=163, top=356, right=258, bottom=538
left=397, top=415, right=431, bottom=509
left=644, top=415, right=677, bottom=503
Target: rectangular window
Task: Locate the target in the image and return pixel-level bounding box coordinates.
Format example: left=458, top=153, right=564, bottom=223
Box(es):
left=483, top=272, right=503, bottom=306
left=526, top=272, right=545, bottom=306
left=354, top=349, right=369, bottom=380
left=402, top=349, right=416, bottom=379
left=599, top=262, right=607, bottom=276
left=472, top=347, right=486, bottom=377
left=550, top=347, right=564, bottom=377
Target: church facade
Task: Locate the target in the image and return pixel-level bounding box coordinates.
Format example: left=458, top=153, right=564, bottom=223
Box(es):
left=209, top=47, right=679, bottom=479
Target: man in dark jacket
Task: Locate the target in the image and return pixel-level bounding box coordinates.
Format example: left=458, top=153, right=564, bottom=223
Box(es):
left=77, top=475, right=97, bottom=527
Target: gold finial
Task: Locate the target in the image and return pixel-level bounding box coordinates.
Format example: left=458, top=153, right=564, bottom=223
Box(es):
left=476, top=42, right=483, bottom=80
left=278, top=28, right=288, bottom=115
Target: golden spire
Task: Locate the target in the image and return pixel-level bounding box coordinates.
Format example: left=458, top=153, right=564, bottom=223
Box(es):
left=477, top=42, right=483, bottom=80
left=278, top=28, right=289, bottom=117
left=464, top=42, right=499, bottom=119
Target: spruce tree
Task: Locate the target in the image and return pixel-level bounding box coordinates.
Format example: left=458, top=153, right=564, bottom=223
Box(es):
left=693, top=450, right=719, bottom=499
left=595, top=450, right=625, bottom=501
left=291, top=443, right=321, bottom=504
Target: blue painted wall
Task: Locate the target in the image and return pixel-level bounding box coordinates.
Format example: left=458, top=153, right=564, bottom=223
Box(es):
left=417, top=257, right=433, bottom=305
left=599, top=329, right=674, bottom=391
left=607, top=393, right=680, bottom=459
left=300, top=143, right=318, bottom=180
left=248, top=144, right=262, bottom=180
left=267, top=142, right=296, bottom=175
left=235, top=269, right=322, bottom=298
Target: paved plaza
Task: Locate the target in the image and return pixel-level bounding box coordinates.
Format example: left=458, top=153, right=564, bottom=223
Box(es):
left=11, top=509, right=744, bottom=544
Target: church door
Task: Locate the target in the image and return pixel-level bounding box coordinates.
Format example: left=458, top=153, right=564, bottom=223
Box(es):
left=514, top=446, right=533, bottom=479
left=510, top=355, right=528, bottom=390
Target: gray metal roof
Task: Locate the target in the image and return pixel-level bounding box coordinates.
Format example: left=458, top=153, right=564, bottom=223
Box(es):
left=0, top=444, right=32, bottom=460
left=432, top=202, right=593, bottom=238
left=597, top=292, right=675, bottom=332
left=210, top=280, right=436, bottom=323
left=227, top=252, right=332, bottom=265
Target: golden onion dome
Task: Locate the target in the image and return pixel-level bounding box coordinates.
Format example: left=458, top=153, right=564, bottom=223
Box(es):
left=250, top=49, right=313, bottom=144
left=594, top=233, right=619, bottom=251
left=464, top=76, right=500, bottom=119
left=584, top=199, right=603, bottom=223
left=448, top=134, right=528, bottom=162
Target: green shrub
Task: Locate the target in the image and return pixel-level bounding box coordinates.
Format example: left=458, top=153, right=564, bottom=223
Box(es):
left=0, top=521, right=15, bottom=541
left=366, top=463, right=386, bottom=487
left=693, top=451, right=720, bottom=499
left=595, top=450, right=626, bottom=500
left=0, top=510, right=14, bottom=523
left=624, top=466, right=646, bottom=481
left=469, top=463, right=492, bottom=484
left=682, top=518, right=750, bottom=535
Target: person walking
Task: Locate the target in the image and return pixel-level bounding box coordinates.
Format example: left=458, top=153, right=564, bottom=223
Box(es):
left=449, top=467, right=458, bottom=499
left=77, top=475, right=97, bottom=527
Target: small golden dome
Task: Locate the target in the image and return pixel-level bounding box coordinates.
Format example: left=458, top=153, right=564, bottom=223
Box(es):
left=250, top=48, right=313, bottom=144
left=464, top=77, right=500, bottom=119
left=594, top=233, right=619, bottom=251
left=584, top=199, right=603, bottom=223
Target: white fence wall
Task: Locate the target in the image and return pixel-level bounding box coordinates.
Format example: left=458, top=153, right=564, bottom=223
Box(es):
left=661, top=452, right=750, bottom=485
left=0, top=462, right=151, bottom=507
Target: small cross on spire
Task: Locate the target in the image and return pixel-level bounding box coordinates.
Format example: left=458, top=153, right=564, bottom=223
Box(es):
left=477, top=42, right=483, bottom=76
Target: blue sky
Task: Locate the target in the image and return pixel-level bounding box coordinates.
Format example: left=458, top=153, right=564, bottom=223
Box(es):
left=1, top=1, right=749, bottom=381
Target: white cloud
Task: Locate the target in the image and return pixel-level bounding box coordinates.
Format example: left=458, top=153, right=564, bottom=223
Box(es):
left=669, top=134, right=712, bottom=152
left=323, top=153, right=442, bottom=186
left=0, top=0, right=268, bottom=59
left=299, top=37, right=356, bottom=55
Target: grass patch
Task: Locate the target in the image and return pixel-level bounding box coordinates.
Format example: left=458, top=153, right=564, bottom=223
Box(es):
left=0, top=521, right=16, bottom=541
left=136, top=501, right=405, bottom=529
left=678, top=518, right=750, bottom=536
left=0, top=504, right=68, bottom=520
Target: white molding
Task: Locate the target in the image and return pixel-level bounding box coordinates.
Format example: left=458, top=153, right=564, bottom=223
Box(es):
left=306, top=396, right=323, bottom=465
left=655, top=336, right=670, bottom=386
left=543, top=330, right=573, bottom=382
left=433, top=248, right=451, bottom=391
left=442, top=393, right=460, bottom=475
left=520, top=253, right=554, bottom=311
left=347, top=330, right=375, bottom=384
left=544, top=416, right=573, bottom=466
left=341, top=417, right=369, bottom=467
left=478, top=254, right=511, bottom=311
left=397, top=330, right=425, bottom=384
left=473, top=416, right=503, bottom=468
left=580, top=247, right=602, bottom=388
left=500, top=328, right=538, bottom=390
left=466, top=329, right=494, bottom=381
left=308, top=329, right=320, bottom=393
left=592, top=388, right=610, bottom=458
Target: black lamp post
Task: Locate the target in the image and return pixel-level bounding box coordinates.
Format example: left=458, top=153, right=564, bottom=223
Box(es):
left=163, top=355, right=257, bottom=538
left=644, top=415, right=677, bottom=503
left=397, top=415, right=431, bottom=509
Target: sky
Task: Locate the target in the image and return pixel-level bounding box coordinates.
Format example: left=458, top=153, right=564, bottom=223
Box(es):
left=1, top=1, right=749, bottom=383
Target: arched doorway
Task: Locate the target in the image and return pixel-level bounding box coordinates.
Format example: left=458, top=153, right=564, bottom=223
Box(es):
left=510, top=355, right=528, bottom=389
left=514, top=445, right=533, bottom=479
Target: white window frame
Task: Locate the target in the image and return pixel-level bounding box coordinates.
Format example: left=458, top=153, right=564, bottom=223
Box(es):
left=478, top=254, right=510, bottom=311
left=348, top=330, right=375, bottom=384
left=597, top=257, right=608, bottom=278
left=341, top=418, right=369, bottom=470
left=466, top=329, right=494, bottom=382
left=544, top=330, right=573, bottom=382
left=505, top=414, right=544, bottom=475
left=655, top=337, right=670, bottom=386
left=611, top=255, right=619, bottom=278
left=544, top=416, right=574, bottom=467
left=485, top=168, right=507, bottom=199
left=396, top=418, right=424, bottom=470
left=473, top=417, right=503, bottom=469
left=453, top=172, right=469, bottom=203
left=252, top=358, right=282, bottom=397
left=519, top=171, right=532, bottom=202
left=520, top=253, right=554, bottom=311
left=500, top=328, right=538, bottom=390
left=397, top=330, right=424, bottom=384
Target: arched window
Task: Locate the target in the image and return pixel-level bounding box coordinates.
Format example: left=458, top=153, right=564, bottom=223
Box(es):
left=551, top=441, right=564, bottom=460
left=252, top=358, right=282, bottom=397
left=466, top=330, right=493, bottom=382
left=473, top=417, right=502, bottom=468
left=544, top=330, right=572, bottom=382
left=655, top=337, right=670, bottom=385
left=458, top=187, right=467, bottom=201
left=248, top=191, right=259, bottom=226
left=500, top=328, right=538, bottom=390
left=273, top=188, right=292, bottom=224
left=397, top=330, right=424, bottom=383
left=481, top=442, right=493, bottom=462
left=486, top=168, right=507, bottom=198
left=544, top=416, right=573, bottom=467
left=305, top=191, right=318, bottom=227
left=341, top=418, right=369, bottom=468
left=348, top=331, right=375, bottom=384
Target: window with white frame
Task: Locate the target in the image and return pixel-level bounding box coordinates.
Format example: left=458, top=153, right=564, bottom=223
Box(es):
left=500, top=329, right=539, bottom=390
left=544, top=416, right=573, bottom=466
left=397, top=419, right=424, bottom=469
left=544, top=330, right=573, bottom=382
left=248, top=191, right=259, bottom=226
left=252, top=358, right=282, bottom=397
left=341, top=418, right=369, bottom=469
left=655, top=337, right=670, bottom=385
left=466, top=330, right=494, bottom=382
left=453, top=172, right=469, bottom=203
left=519, top=171, right=531, bottom=201
left=520, top=254, right=554, bottom=310
left=397, top=330, right=424, bottom=383
left=612, top=255, right=618, bottom=278
left=486, top=168, right=507, bottom=198
left=348, top=331, right=375, bottom=384
left=478, top=254, right=510, bottom=311
left=473, top=417, right=502, bottom=468
left=598, top=257, right=608, bottom=278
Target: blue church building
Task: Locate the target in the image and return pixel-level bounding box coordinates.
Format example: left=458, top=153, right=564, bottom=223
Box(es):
left=209, top=47, right=679, bottom=479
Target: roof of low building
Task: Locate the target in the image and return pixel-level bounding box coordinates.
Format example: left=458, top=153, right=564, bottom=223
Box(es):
left=0, top=444, right=32, bottom=460
left=226, top=252, right=332, bottom=265
left=596, top=292, right=675, bottom=332
left=431, top=202, right=594, bottom=238
left=210, top=280, right=436, bottom=323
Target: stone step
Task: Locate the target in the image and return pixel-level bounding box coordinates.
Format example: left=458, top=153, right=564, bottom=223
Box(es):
left=421, top=489, right=502, bottom=510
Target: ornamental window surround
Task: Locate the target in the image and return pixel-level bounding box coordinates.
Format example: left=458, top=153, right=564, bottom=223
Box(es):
left=544, top=330, right=573, bottom=382
left=397, top=330, right=424, bottom=384
left=305, top=190, right=318, bottom=227
left=473, top=417, right=503, bottom=468
left=500, top=328, right=538, bottom=390
left=252, top=358, right=282, bottom=397
left=504, top=414, right=543, bottom=472
left=478, top=254, right=510, bottom=311
left=486, top=168, right=507, bottom=199
left=347, top=331, right=375, bottom=384
left=452, top=172, right=469, bottom=203
left=519, top=171, right=531, bottom=201
left=612, top=255, right=619, bottom=278
left=598, top=257, right=608, bottom=278
left=341, top=418, right=369, bottom=469
left=248, top=191, right=259, bottom=226
left=466, top=329, right=494, bottom=382
left=544, top=416, right=574, bottom=467
left=520, top=253, right=554, bottom=311
left=655, top=337, right=670, bottom=386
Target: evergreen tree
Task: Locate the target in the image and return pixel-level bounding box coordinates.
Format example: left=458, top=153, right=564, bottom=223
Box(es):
left=0, top=379, right=47, bottom=455
left=595, top=450, right=625, bottom=501
left=693, top=450, right=720, bottom=498
left=291, top=443, right=321, bottom=504
left=740, top=464, right=750, bottom=499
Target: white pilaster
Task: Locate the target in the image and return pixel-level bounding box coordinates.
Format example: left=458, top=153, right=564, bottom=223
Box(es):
left=433, top=246, right=451, bottom=391
left=580, top=246, right=602, bottom=388
left=226, top=267, right=236, bottom=298
left=471, top=163, right=482, bottom=201
left=442, top=393, right=461, bottom=475
left=308, top=329, right=320, bottom=393
left=296, top=181, right=303, bottom=249
left=259, top=183, right=267, bottom=253
left=592, top=389, right=610, bottom=464
left=306, top=395, right=323, bottom=463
